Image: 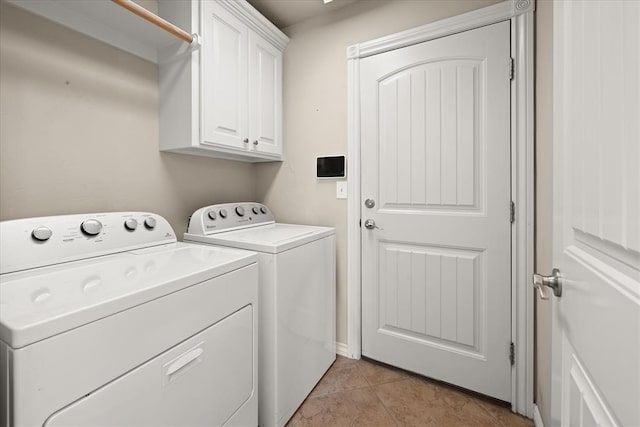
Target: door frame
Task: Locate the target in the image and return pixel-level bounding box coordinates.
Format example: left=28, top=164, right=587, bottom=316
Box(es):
left=345, top=0, right=535, bottom=417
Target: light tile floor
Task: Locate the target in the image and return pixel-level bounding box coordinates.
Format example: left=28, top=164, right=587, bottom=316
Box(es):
left=287, top=356, right=534, bottom=427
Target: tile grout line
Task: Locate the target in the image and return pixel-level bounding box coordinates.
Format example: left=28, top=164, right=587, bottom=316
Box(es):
left=368, top=379, right=415, bottom=427
left=355, top=359, right=413, bottom=388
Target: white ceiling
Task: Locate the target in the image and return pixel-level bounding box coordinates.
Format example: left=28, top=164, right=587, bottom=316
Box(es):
left=246, top=0, right=360, bottom=29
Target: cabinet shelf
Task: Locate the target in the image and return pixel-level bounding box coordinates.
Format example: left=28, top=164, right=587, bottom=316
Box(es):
left=6, top=0, right=197, bottom=63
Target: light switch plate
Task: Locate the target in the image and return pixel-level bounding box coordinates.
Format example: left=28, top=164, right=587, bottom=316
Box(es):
left=336, top=181, right=347, bottom=199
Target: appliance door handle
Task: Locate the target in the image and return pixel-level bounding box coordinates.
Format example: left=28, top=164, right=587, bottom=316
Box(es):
left=165, top=346, right=204, bottom=377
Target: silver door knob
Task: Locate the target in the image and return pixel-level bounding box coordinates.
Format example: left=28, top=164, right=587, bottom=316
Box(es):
left=364, top=219, right=382, bottom=230
left=533, top=268, right=562, bottom=300
left=364, top=198, right=375, bottom=208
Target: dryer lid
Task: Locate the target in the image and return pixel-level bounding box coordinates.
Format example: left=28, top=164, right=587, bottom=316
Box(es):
left=0, top=243, right=256, bottom=348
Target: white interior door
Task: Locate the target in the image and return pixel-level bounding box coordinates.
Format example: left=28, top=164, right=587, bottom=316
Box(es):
left=550, top=2, right=640, bottom=426
left=360, top=21, right=512, bottom=401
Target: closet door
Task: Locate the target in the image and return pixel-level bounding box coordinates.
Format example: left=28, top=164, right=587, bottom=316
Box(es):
left=248, top=31, right=282, bottom=158
left=202, top=1, right=248, bottom=150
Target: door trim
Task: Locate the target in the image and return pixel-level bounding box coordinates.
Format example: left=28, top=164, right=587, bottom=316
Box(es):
left=345, top=0, right=535, bottom=417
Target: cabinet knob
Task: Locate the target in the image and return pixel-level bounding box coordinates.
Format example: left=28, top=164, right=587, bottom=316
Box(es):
left=243, top=138, right=249, bottom=143
left=253, top=140, right=258, bottom=145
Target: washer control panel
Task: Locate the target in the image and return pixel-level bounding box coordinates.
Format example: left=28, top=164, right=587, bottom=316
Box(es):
left=187, top=202, right=275, bottom=235
left=0, top=212, right=176, bottom=275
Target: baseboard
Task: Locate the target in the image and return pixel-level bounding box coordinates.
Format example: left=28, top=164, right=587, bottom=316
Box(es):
left=336, top=341, right=353, bottom=358
left=533, top=404, right=544, bottom=427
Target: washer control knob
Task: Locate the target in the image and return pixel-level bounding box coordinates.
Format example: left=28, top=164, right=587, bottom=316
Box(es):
left=32, top=226, right=53, bottom=242
left=235, top=206, right=245, bottom=217
left=252, top=207, right=260, bottom=215
left=219, top=209, right=228, bottom=219
left=260, top=206, right=267, bottom=214
left=81, top=219, right=103, bottom=236
left=144, top=217, right=157, bottom=229
left=208, top=210, right=217, bottom=220
left=124, top=218, right=138, bottom=231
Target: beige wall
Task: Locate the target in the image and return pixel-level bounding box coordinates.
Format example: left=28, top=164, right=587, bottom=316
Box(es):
left=535, top=0, right=553, bottom=424
left=0, top=3, right=256, bottom=236
left=255, top=0, right=501, bottom=345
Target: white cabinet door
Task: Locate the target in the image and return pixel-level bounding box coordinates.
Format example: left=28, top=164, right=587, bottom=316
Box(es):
left=360, top=21, right=512, bottom=401
left=249, top=31, right=282, bottom=158
left=202, top=1, right=248, bottom=151
left=159, top=0, right=287, bottom=162
left=550, top=1, right=640, bottom=426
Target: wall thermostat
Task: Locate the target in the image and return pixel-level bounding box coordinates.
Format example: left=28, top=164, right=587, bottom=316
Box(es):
left=317, top=156, right=346, bottom=179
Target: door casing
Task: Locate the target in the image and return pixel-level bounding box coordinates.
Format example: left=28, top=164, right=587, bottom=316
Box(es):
left=345, top=0, right=535, bottom=417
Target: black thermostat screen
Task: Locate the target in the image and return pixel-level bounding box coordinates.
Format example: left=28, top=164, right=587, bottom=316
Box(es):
left=317, top=156, right=345, bottom=178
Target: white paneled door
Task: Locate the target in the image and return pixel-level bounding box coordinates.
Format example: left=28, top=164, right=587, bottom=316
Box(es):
left=360, top=21, right=512, bottom=401
left=550, top=1, right=640, bottom=426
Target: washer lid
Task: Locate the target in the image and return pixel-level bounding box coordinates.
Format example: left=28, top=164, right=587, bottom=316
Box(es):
left=0, top=243, right=256, bottom=348
left=185, top=223, right=335, bottom=253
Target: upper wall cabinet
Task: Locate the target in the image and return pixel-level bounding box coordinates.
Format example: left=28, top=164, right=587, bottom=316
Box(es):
left=159, top=0, right=288, bottom=162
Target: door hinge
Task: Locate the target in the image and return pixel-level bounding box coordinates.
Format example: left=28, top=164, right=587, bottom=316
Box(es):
left=359, top=219, right=362, bottom=228
left=509, top=342, right=515, bottom=366
left=509, top=58, right=516, bottom=80
left=509, top=57, right=515, bottom=80
left=510, top=201, right=515, bottom=224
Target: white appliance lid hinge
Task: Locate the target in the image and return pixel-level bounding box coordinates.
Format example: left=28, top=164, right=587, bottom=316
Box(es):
left=509, top=57, right=515, bottom=80
left=509, top=342, right=515, bottom=366
left=510, top=201, right=515, bottom=224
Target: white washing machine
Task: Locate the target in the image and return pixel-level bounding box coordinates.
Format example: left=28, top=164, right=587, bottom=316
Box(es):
left=184, top=203, right=336, bottom=427
left=0, top=212, right=258, bottom=427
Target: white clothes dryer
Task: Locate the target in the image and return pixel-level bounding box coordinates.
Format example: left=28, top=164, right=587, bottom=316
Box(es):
left=185, top=203, right=336, bottom=427
left=0, top=212, right=258, bottom=427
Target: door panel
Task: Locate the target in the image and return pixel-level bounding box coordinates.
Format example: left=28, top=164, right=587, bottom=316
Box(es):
left=378, top=243, right=483, bottom=352
left=202, top=2, right=247, bottom=149
left=249, top=31, right=282, bottom=157
left=378, top=59, right=482, bottom=210
left=361, top=21, right=512, bottom=401
left=552, top=1, right=640, bottom=426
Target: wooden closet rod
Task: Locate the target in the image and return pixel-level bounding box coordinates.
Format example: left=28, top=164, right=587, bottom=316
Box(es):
left=111, top=0, right=193, bottom=43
